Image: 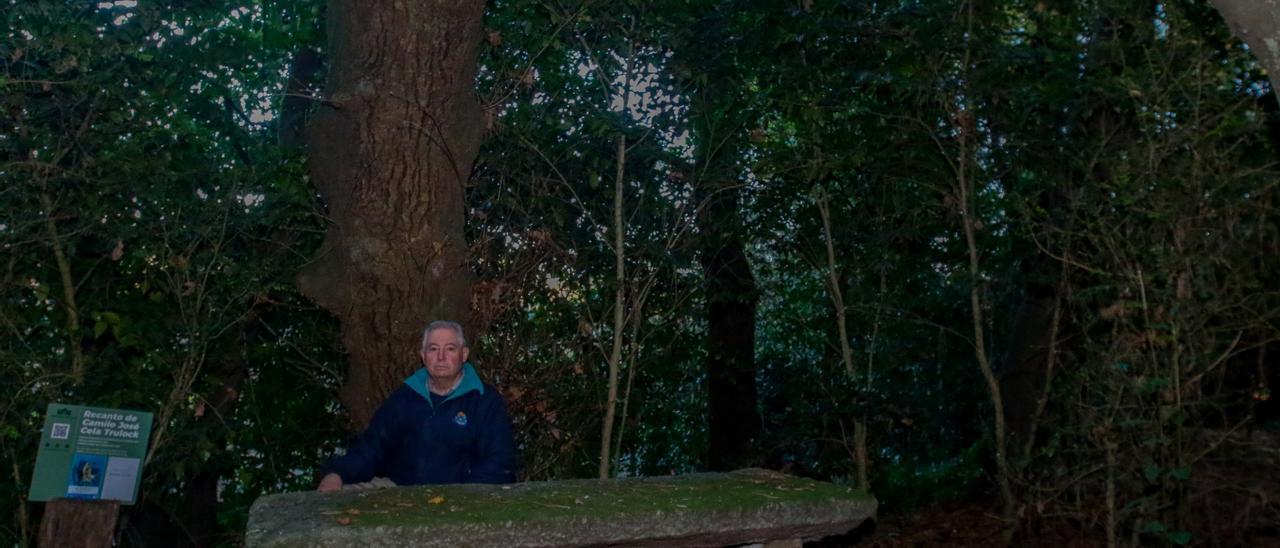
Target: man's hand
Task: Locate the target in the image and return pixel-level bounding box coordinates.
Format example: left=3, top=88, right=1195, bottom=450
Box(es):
left=317, top=473, right=343, bottom=492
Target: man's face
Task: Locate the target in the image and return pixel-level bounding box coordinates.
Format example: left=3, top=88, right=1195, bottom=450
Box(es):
left=421, top=327, right=469, bottom=383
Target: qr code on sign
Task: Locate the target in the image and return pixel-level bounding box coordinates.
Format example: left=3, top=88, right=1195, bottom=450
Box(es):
left=51, top=423, right=71, bottom=440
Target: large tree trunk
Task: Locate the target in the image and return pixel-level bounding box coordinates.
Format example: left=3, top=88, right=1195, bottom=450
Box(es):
left=299, top=0, right=486, bottom=428
left=183, top=347, right=250, bottom=547
left=38, top=499, right=118, bottom=548
left=1210, top=0, right=1280, bottom=94
left=688, top=77, right=762, bottom=472
left=701, top=224, right=762, bottom=471
left=999, top=272, right=1058, bottom=457
left=999, top=2, right=1155, bottom=463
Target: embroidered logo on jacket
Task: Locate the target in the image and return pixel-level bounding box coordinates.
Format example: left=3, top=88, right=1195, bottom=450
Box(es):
left=453, top=411, right=468, bottom=427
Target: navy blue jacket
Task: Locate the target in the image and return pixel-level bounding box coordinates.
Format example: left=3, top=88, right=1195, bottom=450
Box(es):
left=324, top=363, right=517, bottom=485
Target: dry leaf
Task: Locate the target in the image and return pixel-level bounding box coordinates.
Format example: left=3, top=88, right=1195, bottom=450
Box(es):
left=1099, top=301, right=1127, bottom=320
left=506, top=386, right=525, bottom=401
left=428, top=495, right=445, bottom=504
left=336, top=516, right=352, bottom=526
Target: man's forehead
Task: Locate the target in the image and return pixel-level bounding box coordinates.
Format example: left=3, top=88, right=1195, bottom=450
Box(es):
left=426, top=329, right=462, bottom=345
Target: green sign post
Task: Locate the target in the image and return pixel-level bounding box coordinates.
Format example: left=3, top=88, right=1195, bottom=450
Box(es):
left=29, top=403, right=153, bottom=505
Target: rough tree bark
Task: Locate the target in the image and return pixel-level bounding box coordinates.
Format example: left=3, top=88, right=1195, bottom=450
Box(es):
left=1210, top=0, right=1280, bottom=94
left=299, top=0, right=486, bottom=428
left=38, top=499, right=119, bottom=548
left=999, top=260, right=1063, bottom=460
left=694, top=168, right=763, bottom=474
left=700, top=200, right=762, bottom=472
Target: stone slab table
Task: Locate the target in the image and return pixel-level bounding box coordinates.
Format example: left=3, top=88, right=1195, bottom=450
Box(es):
left=246, top=468, right=876, bottom=547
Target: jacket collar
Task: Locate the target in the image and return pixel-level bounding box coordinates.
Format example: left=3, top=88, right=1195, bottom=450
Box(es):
left=404, top=362, right=485, bottom=405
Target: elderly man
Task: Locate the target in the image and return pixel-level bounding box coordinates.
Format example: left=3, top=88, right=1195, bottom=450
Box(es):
left=317, top=320, right=516, bottom=491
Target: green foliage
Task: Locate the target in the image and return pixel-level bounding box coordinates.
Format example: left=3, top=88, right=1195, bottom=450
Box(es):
left=1, top=1, right=342, bottom=545
left=3, top=0, right=1277, bottom=545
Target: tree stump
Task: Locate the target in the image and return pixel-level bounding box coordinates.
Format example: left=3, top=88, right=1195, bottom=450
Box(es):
left=38, top=499, right=119, bottom=548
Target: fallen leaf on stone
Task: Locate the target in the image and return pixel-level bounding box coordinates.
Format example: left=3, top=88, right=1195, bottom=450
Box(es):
left=346, top=508, right=362, bottom=515
left=336, top=516, right=352, bottom=526
left=428, top=495, right=445, bottom=504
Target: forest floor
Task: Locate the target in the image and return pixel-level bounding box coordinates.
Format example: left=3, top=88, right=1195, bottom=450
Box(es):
left=864, top=501, right=1008, bottom=547
left=862, top=501, right=1102, bottom=547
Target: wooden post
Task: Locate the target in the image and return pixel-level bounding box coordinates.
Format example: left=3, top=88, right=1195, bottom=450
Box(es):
left=38, top=499, right=119, bottom=548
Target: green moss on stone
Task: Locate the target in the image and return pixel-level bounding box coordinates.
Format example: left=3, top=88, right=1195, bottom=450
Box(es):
left=318, top=470, right=870, bottom=529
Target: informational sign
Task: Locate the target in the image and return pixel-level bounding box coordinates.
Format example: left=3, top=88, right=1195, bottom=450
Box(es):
left=29, top=403, right=153, bottom=505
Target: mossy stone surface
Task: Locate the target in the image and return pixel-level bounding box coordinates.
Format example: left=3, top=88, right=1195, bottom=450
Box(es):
left=246, top=468, right=876, bottom=547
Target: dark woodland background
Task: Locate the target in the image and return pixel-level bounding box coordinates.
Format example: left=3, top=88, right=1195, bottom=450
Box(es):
left=2, top=0, right=1278, bottom=546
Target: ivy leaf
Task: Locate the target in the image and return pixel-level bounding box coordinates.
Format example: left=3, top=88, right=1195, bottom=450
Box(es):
left=1142, top=464, right=1161, bottom=483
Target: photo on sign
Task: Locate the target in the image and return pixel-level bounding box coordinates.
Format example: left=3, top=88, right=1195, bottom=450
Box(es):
left=66, top=453, right=107, bottom=498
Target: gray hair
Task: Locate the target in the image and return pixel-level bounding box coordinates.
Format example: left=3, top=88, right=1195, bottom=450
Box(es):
left=421, top=320, right=467, bottom=351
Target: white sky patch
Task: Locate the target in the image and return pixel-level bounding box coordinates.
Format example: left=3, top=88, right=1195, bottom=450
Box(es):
left=609, top=60, right=662, bottom=119
left=239, top=193, right=265, bottom=208
left=248, top=109, right=275, bottom=124
left=228, top=65, right=288, bottom=128
left=598, top=50, right=691, bottom=159
left=1153, top=4, right=1169, bottom=40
